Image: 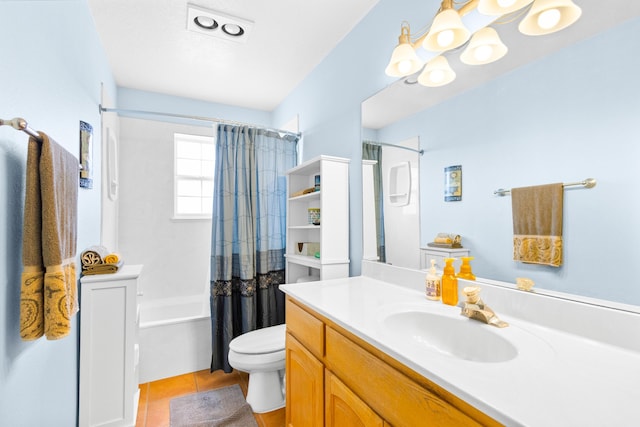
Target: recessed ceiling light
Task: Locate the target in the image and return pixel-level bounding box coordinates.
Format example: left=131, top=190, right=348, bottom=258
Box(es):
left=194, top=16, right=218, bottom=30
left=186, top=4, right=253, bottom=43
left=222, top=24, right=244, bottom=37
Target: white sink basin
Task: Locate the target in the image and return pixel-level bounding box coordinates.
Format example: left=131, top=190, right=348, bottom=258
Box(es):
left=381, top=310, right=518, bottom=363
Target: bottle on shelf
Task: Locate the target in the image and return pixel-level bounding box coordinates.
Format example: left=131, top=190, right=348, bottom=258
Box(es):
left=441, top=258, right=458, bottom=306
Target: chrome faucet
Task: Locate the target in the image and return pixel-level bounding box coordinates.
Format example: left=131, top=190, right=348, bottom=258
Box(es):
left=460, top=286, right=508, bottom=328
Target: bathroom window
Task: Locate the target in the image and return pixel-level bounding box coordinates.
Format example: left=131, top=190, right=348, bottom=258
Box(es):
left=174, top=133, right=215, bottom=219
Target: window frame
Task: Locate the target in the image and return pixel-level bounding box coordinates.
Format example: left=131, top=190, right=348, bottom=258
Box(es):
left=173, top=132, right=215, bottom=220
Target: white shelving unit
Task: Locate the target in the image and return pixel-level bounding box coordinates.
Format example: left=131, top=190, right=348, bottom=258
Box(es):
left=285, top=155, right=350, bottom=283
left=79, top=264, right=143, bottom=427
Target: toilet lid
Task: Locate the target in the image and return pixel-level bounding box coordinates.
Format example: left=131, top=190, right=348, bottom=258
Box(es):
left=229, top=324, right=286, bottom=354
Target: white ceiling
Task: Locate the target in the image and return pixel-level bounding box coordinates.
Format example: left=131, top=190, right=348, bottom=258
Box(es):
left=87, top=1, right=640, bottom=129
left=87, top=0, right=380, bottom=112
left=363, top=0, right=640, bottom=129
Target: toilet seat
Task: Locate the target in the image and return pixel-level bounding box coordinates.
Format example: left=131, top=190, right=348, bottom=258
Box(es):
left=229, top=324, right=286, bottom=354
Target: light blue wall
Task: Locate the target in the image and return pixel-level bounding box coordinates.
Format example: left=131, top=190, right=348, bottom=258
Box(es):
left=0, top=1, right=115, bottom=425
left=377, top=17, right=640, bottom=305
left=116, top=87, right=272, bottom=127
left=273, top=0, right=431, bottom=275
left=274, top=0, right=639, bottom=305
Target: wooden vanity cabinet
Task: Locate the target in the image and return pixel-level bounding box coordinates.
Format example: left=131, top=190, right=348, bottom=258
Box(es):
left=285, top=296, right=502, bottom=427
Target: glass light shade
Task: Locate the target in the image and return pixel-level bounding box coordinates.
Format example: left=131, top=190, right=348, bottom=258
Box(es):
left=423, top=9, right=470, bottom=51
left=460, top=27, right=508, bottom=65
left=418, top=56, right=456, bottom=87
left=478, top=0, right=533, bottom=15
left=518, top=0, right=582, bottom=36
left=385, top=42, right=423, bottom=77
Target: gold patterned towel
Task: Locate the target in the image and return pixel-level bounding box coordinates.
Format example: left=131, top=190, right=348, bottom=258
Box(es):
left=81, top=245, right=109, bottom=269
left=82, top=260, right=124, bottom=276
left=512, top=183, right=564, bottom=267
left=20, top=133, right=79, bottom=341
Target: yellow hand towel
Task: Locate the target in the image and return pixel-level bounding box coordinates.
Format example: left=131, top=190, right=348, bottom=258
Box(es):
left=104, top=253, right=121, bottom=264
left=20, top=133, right=79, bottom=340
left=511, top=183, right=564, bottom=267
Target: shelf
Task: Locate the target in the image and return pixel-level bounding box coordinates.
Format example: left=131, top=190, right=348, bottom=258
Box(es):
left=286, top=254, right=321, bottom=268
left=289, top=225, right=321, bottom=230
left=289, top=191, right=320, bottom=202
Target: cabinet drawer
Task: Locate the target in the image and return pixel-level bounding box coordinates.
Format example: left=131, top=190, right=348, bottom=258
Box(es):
left=325, top=326, right=482, bottom=427
left=286, top=298, right=324, bottom=359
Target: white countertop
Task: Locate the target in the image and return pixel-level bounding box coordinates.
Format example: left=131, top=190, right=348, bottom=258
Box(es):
left=280, top=274, right=640, bottom=427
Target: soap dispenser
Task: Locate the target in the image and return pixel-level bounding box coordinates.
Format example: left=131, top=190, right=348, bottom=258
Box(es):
left=441, top=258, right=458, bottom=306
left=457, top=256, right=476, bottom=281
left=425, top=259, right=441, bottom=301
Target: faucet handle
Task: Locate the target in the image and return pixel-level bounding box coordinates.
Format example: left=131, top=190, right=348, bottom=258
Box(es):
left=462, top=286, right=481, bottom=304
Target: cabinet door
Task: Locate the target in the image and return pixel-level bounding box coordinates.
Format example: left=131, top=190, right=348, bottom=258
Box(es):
left=325, top=371, right=384, bottom=427
left=286, top=333, right=324, bottom=427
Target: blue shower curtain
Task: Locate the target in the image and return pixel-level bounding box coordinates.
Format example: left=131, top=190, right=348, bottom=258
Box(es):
left=363, top=141, right=386, bottom=263
left=210, top=124, right=298, bottom=373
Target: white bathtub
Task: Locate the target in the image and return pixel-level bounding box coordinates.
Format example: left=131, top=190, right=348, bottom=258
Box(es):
left=138, top=295, right=211, bottom=383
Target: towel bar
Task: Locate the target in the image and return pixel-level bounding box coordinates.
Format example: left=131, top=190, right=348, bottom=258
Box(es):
left=1, top=117, right=83, bottom=169
left=494, top=178, right=596, bottom=196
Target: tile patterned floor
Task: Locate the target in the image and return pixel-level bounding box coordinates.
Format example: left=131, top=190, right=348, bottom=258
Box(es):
left=136, top=369, right=285, bottom=427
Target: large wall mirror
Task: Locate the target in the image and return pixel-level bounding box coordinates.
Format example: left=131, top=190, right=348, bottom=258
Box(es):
left=361, top=0, right=640, bottom=306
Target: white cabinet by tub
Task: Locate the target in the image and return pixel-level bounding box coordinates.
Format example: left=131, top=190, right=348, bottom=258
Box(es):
left=285, top=155, right=350, bottom=283
left=79, top=264, right=142, bottom=427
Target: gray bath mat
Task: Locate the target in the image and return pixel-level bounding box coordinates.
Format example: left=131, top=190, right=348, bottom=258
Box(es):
left=169, top=384, right=258, bottom=427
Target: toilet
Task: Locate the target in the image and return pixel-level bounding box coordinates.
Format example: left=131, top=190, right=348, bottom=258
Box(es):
left=228, top=324, right=286, bottom=413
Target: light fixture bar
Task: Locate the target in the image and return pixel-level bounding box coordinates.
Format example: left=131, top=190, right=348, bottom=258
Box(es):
left=410, top=0, right=480, bottom=49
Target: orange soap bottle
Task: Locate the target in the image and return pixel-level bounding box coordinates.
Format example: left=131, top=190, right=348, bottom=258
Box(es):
left=457, top=256, right=476, bottom=281
left=441, top=258, right=458, bottom=306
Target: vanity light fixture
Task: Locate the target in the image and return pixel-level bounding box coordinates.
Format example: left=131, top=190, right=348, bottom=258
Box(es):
left=518, top=0, right=582, bottom=35
left=418, top=56, right=456, bottom=87
left=423, top=0, right=471, bottom=51
left=385, top=22, right=424, bottom=77
left=186, top=4, right=254, bottom=43
left=385, top=0, right=582, bottom=86
left=460, top=26, right=508, bottom=65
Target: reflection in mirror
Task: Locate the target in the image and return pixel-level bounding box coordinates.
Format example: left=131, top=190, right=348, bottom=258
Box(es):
left=361, top=138, right=421, bottom=270
left=361, top=4, right=640, bottom=306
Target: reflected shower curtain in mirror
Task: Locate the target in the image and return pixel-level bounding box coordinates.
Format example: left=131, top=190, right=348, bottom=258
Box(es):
left=363, top=141, right=386, bottom=263
left=210, top=124, right=298, bottom=373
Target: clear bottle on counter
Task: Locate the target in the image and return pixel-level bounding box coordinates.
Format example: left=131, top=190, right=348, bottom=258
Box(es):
left=425, top=259, right=441, bottom=301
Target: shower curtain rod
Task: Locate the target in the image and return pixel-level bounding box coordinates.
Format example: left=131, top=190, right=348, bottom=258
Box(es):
left=366, top=141, right=424, bottom=155
left=99, top=105, right=301, bottom=138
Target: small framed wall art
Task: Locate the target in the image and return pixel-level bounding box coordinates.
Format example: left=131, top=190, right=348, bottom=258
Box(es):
left=79, top=120, right=93, bottom=189
left=444, top=165, right=462, bottom=202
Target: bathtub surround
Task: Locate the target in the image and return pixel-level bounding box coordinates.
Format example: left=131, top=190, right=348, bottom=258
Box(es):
left=210, top=124, right=298, bottom=373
